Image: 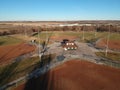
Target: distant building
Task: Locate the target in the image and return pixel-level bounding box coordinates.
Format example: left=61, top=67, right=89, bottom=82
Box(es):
left=62, top=40, right=78, bottom=50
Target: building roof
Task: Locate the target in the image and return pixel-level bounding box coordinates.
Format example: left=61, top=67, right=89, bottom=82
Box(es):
left=62, top=41, right=78, bottom=50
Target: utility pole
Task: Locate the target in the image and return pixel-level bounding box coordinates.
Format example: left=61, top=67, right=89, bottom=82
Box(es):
left=22, top=24, right=25, bottom=37
left=24, top=25, right=27, bottom=41
left=38, top=27, right=41, bottom=60
left=46, top=28, right=48, bottom=46
left=116, top=24, right=119, bottom=33
left=94, top=24, right=97, bottom=39
left=82, top=25, right=85, bottom=41
left=105, top=24, right=111, bottom=56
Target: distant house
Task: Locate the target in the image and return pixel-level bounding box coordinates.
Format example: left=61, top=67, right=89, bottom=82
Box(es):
left=62, top=40, right=78, bottom=50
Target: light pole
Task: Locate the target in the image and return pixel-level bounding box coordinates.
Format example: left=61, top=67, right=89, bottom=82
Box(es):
left=22, top=24, right=27, bottom=38
left=105, top=24, right=111, bottom=56
left=46, top=28, right=48, bottom=43
left=38, top=27, right=41, bottom=60
left=94, top=24, right=98, bottom=39
left=25, top=26, right=27, bottom=37
left=82, top=25, right=85, bottom=41
left=45, top=28, right=48, bottom=49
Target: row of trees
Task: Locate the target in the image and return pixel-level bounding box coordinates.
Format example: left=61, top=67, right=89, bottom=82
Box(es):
left=34, top=25, right=120, bottom=32
left=0, top=24, right=120, bottom=36
left=0, top=25, right=37, bottom=36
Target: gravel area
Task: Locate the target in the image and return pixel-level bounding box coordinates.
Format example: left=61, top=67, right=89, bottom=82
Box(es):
left=45, top=41, right=100, bottom=63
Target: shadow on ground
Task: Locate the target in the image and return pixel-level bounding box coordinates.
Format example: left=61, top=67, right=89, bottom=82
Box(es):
left=0, top=60, right=20, bottom=87
left=14, top=31, right=56, bottom=90
left=24, top=53, right=55, bottom=90
left=0, top=41, right=5, bottom=45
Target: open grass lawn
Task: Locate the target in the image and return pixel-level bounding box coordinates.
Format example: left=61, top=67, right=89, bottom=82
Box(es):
left=109, top=33, right=120, bottom=40
left=96, top=52, right=120, bottom=61
left=35, top=31, right=119, bottom=43
left=0, top=56, right=40, bottom=86
left=0, top=36, right=23, bottom=46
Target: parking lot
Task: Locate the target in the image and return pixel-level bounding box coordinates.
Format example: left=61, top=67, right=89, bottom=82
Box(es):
left=44, top=41, right=99, bottom=63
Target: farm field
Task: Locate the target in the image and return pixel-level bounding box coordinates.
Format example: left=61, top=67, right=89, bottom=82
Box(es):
left=13, top=60, right=120, bottom=90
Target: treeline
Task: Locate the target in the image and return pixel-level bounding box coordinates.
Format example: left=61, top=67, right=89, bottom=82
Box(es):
left=0, top=25, right=120, bottom=36
left=36, top=25, right=120, bottom=32
left=0, top=25, right=38, bottom=36
left=96, top=25, right=120, bottom=32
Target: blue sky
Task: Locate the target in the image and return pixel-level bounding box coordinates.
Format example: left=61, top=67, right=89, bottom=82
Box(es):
left=0, top=0, right=120, bottom=21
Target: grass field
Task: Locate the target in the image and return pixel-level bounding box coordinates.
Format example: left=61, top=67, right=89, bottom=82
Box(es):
left=95, top=52, right=120, bottom=68
left=95, top=52, right=120, bottom=61
left=2, top=31, right=118, bottom=46
left=0, top=56, right=40, bottom=86
left=0, top=36, right=23, bottom=46
left=35, top=31, right=120, bottom=43
left=109, top=33, right=120, bottom=40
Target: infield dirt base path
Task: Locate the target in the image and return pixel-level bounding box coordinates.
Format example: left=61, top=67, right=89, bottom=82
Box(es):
left=0, top=43, right=36, bottom=64
left=96, top=38, right=120, bottom=50
left=14, top=60, right=120, bottom=90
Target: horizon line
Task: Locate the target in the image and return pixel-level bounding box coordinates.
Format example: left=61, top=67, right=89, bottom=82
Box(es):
left=0, top=20, right=120, bottom=22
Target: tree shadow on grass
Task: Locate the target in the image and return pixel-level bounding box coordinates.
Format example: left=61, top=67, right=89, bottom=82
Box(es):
left=0, top=41, right=5, bottom=46
left=0, top=60, right=20, bottom=87
left=24, top=54, right=55, bottom=90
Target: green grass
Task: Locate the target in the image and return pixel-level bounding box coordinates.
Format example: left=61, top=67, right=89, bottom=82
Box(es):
left=0, top=56, right=40, bottom=86
left=95, top=52, right=120, bottom=68
left=0, top=36, right=23, bottom=46
left=35, top=31, right=112, bottom=42
left=34, top=31, right=120, bottom=45
left=109, top=33, right=120, bottom=40
left=95, top=52, right=120, bottom=61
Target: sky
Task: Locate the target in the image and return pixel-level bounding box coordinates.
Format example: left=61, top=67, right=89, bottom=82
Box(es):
left=0, top=0, right=120, bottom=21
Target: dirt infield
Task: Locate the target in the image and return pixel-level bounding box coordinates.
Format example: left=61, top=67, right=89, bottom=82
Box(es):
left=14, top=60, right=120, bottom=90
left=96, top=39, right=120, bottom=50
left=50, top=35, right=77, bottom=41
left=0, top=43, right=36, bottom=64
